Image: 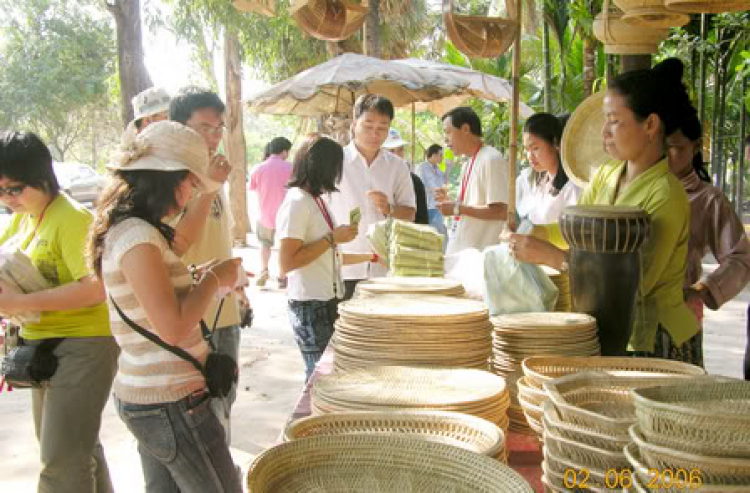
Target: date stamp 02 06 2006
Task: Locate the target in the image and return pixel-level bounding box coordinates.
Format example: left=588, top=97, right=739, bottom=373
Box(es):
left=563, top=467, right=704, bottom=490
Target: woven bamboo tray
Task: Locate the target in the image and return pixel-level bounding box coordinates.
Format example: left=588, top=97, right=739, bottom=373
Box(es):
left=522, top=356, right=706, bottom=388
left=629, top=424, right=750, bottom=486
left=542, top=401, right=630, bottom=453
left=631, top=380, right=750, bottom=458
left=542, top=452, right=610, bottom=493
left=544, top=372, right=693, bottom=436
left=247, top=434, right=533, bottom=492
left=355, top=277, right=465, bottom=297
left=283, top=411, right=506, bottom=460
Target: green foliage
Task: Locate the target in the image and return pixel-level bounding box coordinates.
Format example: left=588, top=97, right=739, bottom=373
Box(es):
left=0, top=0, right=117, bottom=161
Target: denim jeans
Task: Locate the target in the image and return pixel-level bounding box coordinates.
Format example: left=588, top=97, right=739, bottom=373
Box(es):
left=287, top=299, right=338, bottom=381
left=427, top=208, right=448, bottom=252
left=208, top=325, right=240, bottom=444
left=115, top=392, right=242, bottom=493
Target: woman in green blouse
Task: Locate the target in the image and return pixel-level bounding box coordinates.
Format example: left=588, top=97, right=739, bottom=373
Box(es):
left=511, top=59, right=701, bottom=366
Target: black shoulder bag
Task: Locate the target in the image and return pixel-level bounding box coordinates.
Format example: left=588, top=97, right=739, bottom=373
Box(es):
left=110, top=299, right=237, bottom=398
left=1, top=337, right=65, bottom=389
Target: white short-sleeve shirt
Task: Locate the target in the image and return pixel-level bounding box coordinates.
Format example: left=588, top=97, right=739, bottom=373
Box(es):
left=516, top=168, right=582, bottom=226
left=277, top=188, right=343, bottom=301
left=447, top=145, right=509, bottom=255
left=327, top=143, right=417, bottom=280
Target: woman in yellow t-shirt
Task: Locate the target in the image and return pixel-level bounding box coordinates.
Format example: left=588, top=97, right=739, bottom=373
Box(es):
left=0, top=132, right=118, bottom=492
left=510, top=59, right=701, bottom=366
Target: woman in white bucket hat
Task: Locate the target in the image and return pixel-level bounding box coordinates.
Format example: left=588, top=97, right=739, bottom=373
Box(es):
left=88, top=121, right=243, bottom=492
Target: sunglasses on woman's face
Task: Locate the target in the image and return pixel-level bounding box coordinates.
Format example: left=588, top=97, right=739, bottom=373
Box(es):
left=0, top=185, right=26, bottom=197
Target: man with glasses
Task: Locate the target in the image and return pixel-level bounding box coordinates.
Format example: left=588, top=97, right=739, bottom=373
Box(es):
left=168, top=87, right=243, bottom=445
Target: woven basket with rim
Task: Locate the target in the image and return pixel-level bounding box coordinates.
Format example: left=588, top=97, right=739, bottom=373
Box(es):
left=442, top=0, right=517, bottom=59
left=613, top=0, right=690, bottom=27
left=629, top=424, right=750, bottom=486
left=593, top=10, right=670, bottom=54
left=623, top=442, right=749, bottom=493
left=543, top=371, right=694, bottom=435
left=542, top=449, right=611, bottom=493
left=233, top=0, right=275, bottom=16
left=631, top=380, right=750, bottom=458
left=282, top=410, right=506, bottom=460
left=522, top=355, right=705, bottom=388
left=665, top=0, right=750, bottom=13
left=247, top=434, right=533, bottom=492
left=544, top=426, right=630, bottom=472
left=543, top=400, right=630, bottom=453
left=290, top=0, right=368, bottom=42
left=517, top=376, right=547, bottom=406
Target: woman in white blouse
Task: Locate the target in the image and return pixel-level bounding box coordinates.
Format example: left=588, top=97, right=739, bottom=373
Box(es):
left=516, top=113, right=581, bottom=226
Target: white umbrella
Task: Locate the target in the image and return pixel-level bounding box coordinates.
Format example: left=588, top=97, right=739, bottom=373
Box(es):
left=392, top=58, right=534, bottom=118
left=244, top=53, right=468, bottom=116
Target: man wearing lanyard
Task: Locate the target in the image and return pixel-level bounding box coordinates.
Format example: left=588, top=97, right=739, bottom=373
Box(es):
left=437, top=107, right=509, bottom=255
left=327, top=94, right=417, bottom=300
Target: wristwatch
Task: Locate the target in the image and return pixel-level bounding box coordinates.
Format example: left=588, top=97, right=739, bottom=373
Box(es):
left=453, top=202, right=461, bottom=216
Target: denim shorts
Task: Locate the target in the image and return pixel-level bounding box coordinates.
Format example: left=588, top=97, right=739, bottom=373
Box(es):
left=115, top=392, right=241, bottom=493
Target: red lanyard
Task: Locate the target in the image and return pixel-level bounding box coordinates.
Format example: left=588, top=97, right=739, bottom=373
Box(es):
left=314, top=197, right=334, bottom=232
left=459, top=144, right=482, bottom=204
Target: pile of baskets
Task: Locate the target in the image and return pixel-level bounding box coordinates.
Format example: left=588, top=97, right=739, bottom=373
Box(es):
left=311, top=366, right=511, bottom=459
left=354, top=276, right=465, bottom=298
left=332, top=294, right=491, bottom=372
left=489, top=313, right=600, bottom=435
left=540, top=266, right=571, bottom=312
left=625, top=380, right=750, bottom=492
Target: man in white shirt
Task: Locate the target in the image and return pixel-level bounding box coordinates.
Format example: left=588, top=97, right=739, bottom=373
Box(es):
left=437, top=107, right=509, bottom=255
left=327, top=94, right=416, bottom=299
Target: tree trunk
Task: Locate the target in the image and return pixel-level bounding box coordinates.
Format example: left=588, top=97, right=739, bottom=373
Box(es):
left=542, top=21, right=552, bottom=112
left=738, top=75, right=747, bottom=216
left=582, top=36, right=596, bottom=97
left=710, top=34, right=722, bottom=186
left=224, top=28, right=250, bottom=245
left=363, top=0, right=381, bottom=58
left=620, top=55, right=650, bottom=73
left=698, top=14, right=709, bottom=126
left=106, top=0, right=153, bottom=128
left=718, top=62, right=728, bottom=194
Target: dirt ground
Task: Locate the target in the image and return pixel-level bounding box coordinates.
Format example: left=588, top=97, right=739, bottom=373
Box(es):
left=1, top=243, right=747, bottom=491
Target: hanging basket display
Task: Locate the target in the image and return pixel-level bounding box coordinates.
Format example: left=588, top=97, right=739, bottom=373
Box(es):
left=233, top=0, right=276, bottom=16
left=290, top=0, right=368, bottom=42
left=593, top=10, right=670, bottom=54
left=664, top=0, right=750, bottom=13
left=442, top=0, right=518, bottom=59
left=613, top=0, right=690, bottom=28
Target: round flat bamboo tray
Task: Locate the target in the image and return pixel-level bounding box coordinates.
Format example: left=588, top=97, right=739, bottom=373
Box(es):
left=283, top=410, right=506, bottom=460
left=632, top=380, right=750, bottom=458
left=543, top=371, right=694, bottom=436
left=629, top=424, right=750, bottom=486
left=355, top=276, right=465, bottom=298
left=522, top=355, right=706, bottom=388
left=247, top=434, right=534, bottom=492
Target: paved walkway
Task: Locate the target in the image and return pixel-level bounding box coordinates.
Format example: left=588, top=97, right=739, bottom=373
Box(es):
left=0, top=249, right=747, bottom=491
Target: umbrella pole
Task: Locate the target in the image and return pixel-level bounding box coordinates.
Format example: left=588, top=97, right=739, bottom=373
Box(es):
left=507, top=0, right=522, bottom=229
left=411, top=102, right=416, bottom=166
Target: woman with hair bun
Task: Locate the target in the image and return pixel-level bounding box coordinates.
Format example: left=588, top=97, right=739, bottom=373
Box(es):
left=511, top=58, right=701, bottom=365
left=666, top=102, right=750, bottom=331
left=516, top=113, right=581, bottom=226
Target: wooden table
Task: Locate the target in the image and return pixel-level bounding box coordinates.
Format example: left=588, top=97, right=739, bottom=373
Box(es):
left=283, top=346, right=545, bottom=492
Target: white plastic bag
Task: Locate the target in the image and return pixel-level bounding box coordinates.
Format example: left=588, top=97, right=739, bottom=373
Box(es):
left=445, top=248, right=484, bottom=300
left=481, top=243, right=558, bottom=316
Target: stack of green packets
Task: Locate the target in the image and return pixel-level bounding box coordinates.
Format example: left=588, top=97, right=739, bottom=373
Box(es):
left=367, top=219, right=445, bottom=277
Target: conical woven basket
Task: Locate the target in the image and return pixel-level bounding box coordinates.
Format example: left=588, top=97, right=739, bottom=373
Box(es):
left=442, top=0, right=518, bottom=59
left=247, top=434, right=534, bottom=492
left=593, top=11, right=670, bottom=54
left=233, top=0, right=275, bottom=16
left=290, top=0, right=368, bottom=42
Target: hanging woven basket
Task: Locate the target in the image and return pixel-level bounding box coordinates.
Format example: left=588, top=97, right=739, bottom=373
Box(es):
left=593, top=10, right=670, bottom=54
left=613, top=0, right=690, bottom=28
left=233, top=0, right=276, bottom=16
left=664, top=0, right=750, bottom=13
left=290, top=0, right=368, bottom=42
left=442, top=0, right=518, bottom=59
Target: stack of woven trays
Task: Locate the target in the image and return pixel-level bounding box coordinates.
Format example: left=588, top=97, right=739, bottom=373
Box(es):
left=489, top=313, right=599, bottom=435
left=332, top=294, right=491, bottom=372
left=540, top=371, right=702, bottom=493
left=311, top=366, right=511, bottom=460
left=625, top=379, right=750, bottom=492
left=246, top=434, right=533, bottom=492
left=283, top=410, right=506, bottom=460
left=541, top=266, right=570, bottom=312
left=519, top=355, right=707, bottom=439
left=354, top=276, right=465, bottom=299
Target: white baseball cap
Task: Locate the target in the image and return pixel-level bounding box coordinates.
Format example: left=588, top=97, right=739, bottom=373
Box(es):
left=132, top=87, right=171, bottom=121
left=382, top=128, right=408, bottom=149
